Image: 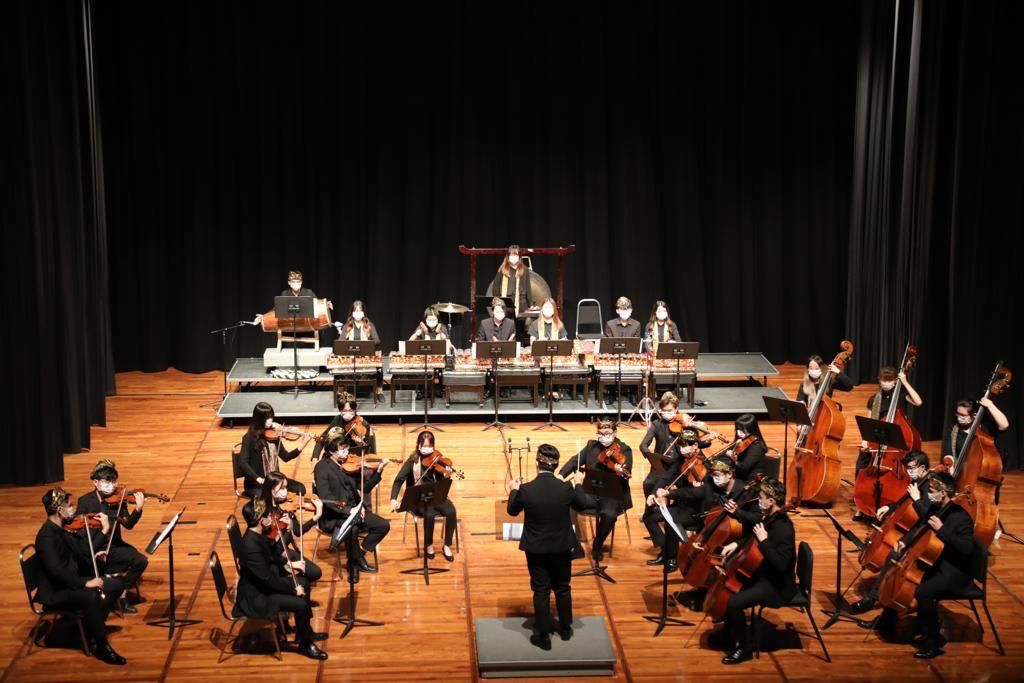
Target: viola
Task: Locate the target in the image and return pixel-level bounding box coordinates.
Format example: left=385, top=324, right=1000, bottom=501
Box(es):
left=787, top=340, right=853, bottom=506
left=597, top=442, right=630, bottom=478
left=101, top=486, right=170, bottom=505
left=420, top=450, right=466, bottom=480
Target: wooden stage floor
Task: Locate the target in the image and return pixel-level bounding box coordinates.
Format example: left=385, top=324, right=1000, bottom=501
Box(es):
left=1, top=365, right=1022, bottom=682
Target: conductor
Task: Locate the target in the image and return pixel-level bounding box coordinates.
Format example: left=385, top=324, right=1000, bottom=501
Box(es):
left=507, top=444, right=590, bottom=650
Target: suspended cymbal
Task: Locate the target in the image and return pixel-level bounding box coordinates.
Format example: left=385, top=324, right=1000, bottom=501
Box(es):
left=432, top=302, right=470, bottom=314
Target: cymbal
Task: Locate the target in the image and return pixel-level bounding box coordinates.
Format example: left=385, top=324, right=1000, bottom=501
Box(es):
left=432, top=302, right=470, bottom=314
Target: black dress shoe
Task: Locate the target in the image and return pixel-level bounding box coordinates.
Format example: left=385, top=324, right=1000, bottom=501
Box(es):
left=847, top=597, right=877, bottom=615
left=913, top=641, right=945, bottom=659
left=721, top=647, right=752, bottom=665
left=296, top=641, right=328, bottom=660
left=310, top=631, right=329, bottom=641
left=426, top=548, right=436, bottom=560
left=646, top=552, right=666, bottom=566
left=530, top=633, right=552, bottom=651
left=443, top=547, right=455, bottom=562
left=559, top=627, right=573, bottom=642
left=94, top=641, right=127, bottom=666
left=356, top=556, right=378, bottom=573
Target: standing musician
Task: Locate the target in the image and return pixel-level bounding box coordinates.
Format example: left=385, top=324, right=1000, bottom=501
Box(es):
left=408, top=307, right=449, bottom=342
left=644, top=300, right=682, bottom=352
left=313, top=432, right=391, bottom=582
left=941, top=397, right=1009, bottom=469
left=76, top=459, right=150, bottom=613
left=35, top=487, right=126, bottom=665
left=508, top=444, right=590, bottom=650
left=855, top=366, right=923, bottom=476
left=715, top=478, right=797, bottom=665
left=389, top=431, right=459, bottom=562
left=726, top=414, right=771, bottom=481
left=252, top=269, right=333, bottom=326
left=794, top=354, right=854, bottom=405
left=477, top=297, right=516, bottom=342
left=558, top=419, right=633, bottom=563
left=489, top=244, right=534, bottom=319
left=846, top=450, right=933, bottom=615
left=237, top=498, right=329, bottom=660
left=238, top=402, right=312, bottom=498
left=604, top=296, right=642, bottom=338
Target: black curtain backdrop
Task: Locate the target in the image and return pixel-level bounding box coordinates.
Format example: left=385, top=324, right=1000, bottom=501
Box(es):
left=845, top=0, right=1023, bottom=466
left=92, top=0, right=857, bottom=374
left=2, top=0, right=114, bottom=485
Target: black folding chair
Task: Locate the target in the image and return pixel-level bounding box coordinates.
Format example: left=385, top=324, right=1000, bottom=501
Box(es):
left=19, top=544, right=91, bottom=657
left=752, top=541, right=830, bottom=662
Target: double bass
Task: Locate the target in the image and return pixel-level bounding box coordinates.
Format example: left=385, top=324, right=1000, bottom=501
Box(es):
left=786, top=340, right=853, bottom=506
left=852, top=343, right=922, bottom=517
left=950, top=363, right=1012, bottom=547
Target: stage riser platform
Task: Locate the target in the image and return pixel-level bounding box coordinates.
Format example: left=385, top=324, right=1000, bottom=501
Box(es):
left=475, top=616, right=616, bottom=678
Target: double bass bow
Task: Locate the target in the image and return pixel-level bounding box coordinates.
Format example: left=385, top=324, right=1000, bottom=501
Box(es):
left=786, top=340, right=853, bottom=506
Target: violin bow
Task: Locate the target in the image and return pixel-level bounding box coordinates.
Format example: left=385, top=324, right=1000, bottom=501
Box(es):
left=82, top=515, right=106, bottom=601
left=103, top=488, right=129, bottom=556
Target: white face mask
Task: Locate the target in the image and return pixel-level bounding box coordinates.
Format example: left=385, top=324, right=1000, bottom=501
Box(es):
left=656, top=309, right=668, bottom=321
left=493, top=309, right=505, bottom=322
left=808, top=368, right=822, bottom=380
left=335, top=448, right=350, bottom=461
left=758, top=498, right=772, bottom=511
left=97, top=482, right=116, bottom=496
left=61, top=504, right=76, bottom=519
left=352, top=311, right=365, bottom=321
left=880, top=381, right=897, bottom=392
left=341, top=411, right=355, bottom=421
left=956, top=414, right=972, bottom=426
left=928, top=492, right=944, bottom=505
left=661, top=410, right=677, bottom=421
left=507, top=254, right=519, bottom=266
left=712, top=474, right=728, bottom=488
left=426, top=318, right=438, bottom=329
left=289, top=281, right=302, bottom=291
left=597, top=434, right=614, bottom=447
left=265, top=418, right=275, bottom=428
left=419, top=446, right=434, bottom=456
left=736, top=430, right=747, bottom=440
left=542, top=304, right=555, bottom=318
left=908, top=466, right=926, bottom=481
left=274, top=487, right=288, bottom=502
left=618, top=309, right=632, bottom=320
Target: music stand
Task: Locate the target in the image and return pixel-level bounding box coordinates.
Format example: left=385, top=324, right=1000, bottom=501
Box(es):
left=820, top=509, right=872, bottom=629
left=531, top=339, right=573, bottom=431
left=275, top=296, right=315, bottom=397
left=476, top=340, right=519, bottom=431
left=145, top=508, right=200, bottom=638
left=573, top=468, right=623, bottom=583
left=598, top=337, right=642, bottom=428
left=854, top=416, right=909, bottom=517
left=398, top=479, right=454, bottom=585
left=332, top=340, right=377, bottom=401
left=643, top=503, right=694, bottom=635
left=655, top=342, right=700, bottom=407
left=407, top=339, right=447, bottom=432
left=762, top=396, right=811, bottom=492
left=331, top=502, right=384, bottom=637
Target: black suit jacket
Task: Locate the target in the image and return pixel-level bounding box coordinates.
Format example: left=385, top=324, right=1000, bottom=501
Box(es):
left=751, top=512, right=799, bottom=602
left=233, top=529, right=295, bottom=619
left=558, top=439, right=634, bottom=510
left=34, top=520, right=108, bottom=605
left=313, top=457, right=360, bottom=523
left=77, top=489, right=143, bottom=546
left=507, top=473, right=590, bottom=554
left=477, top=317, right=516, bottom=342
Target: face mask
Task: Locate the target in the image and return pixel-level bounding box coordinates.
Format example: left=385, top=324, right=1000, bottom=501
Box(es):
left=908, top=467, right=925, bottom=481
left=880, top=381, right=896, bottom=392
left=542, top=304, right=555, bottom=318
left=758, top=498, right=772, bottom=511
left=928, top=492, right=943, bottom=505
left=265, top=418, right=275, bottom=428
left=61, top=504, right=75, bottom=519
left=598, top=434, right=614, bottom=447
left=808, top=368, right=822, bottom=380
left=419, top=446, right=434, bottom=456
left=956, top=414, right=972, bottom=426
left=335, top=448, right=349, bottom=461
left=736, top=430, right=747, bottom=439
left=98, top=482, right=116, bottom=496
left=493, top=309, right=505, bottom=321
left=274, top=488, right=288, bottom=502
left=618, top=309, right=632, bottom=320
left=341, top=411, right=355, bottom=421
left=508, top=255, right=519, bottom=266
left=712, top=474, right=728, bottom=488
left=352, top=311, right=365, bottom=321
left=656, top=309, right=668, bottom=321
left=426, top=319, right=438, bottom=329
left=661, top=410, right=677, bottom=421
left=289, top=282, right=301, bottom=291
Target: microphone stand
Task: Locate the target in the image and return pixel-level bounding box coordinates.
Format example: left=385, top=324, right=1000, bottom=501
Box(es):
left=202, top=321, right=253, bottom=408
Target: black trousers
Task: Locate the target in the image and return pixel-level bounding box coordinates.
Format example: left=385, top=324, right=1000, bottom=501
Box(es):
left=525, top=551, right=573, bottom=634
left=102, top=543, right=149, bottom=590
left=321, top=510, right=391, bottom=556
left=43, top=576, right=124, bottom=642
left=642, top=502, right=694, bottom=558
left=419, top=500, right=457, bottom=547
left=724, top=578, right=782, bottom=649
left=584, top=497, right=625, bottom=552
left=286, top=548, right=323, bottom=589
left=265, top=593, right=315, bottom=641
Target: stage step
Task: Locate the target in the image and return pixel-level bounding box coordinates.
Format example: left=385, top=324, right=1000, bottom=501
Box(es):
left=475, top=615, right=616, bottom=678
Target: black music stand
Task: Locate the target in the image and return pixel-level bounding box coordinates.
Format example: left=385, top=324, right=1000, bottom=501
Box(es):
left=854, top=416, right=909, bottom=518
left=398, top=479, right=453, bottom=585
left=407, top=339, right=447, bottom=432
left=332, top=339, right=377, bottom=401
left=573, top=468, right=623, bottom=583
left=763, top=396, right=811, bottom=491
left=146, top=508, right=200, bottom=638
left=332, top=503, right=384, bottom=637
left=531, top=339, right=573, bottom=431
left=820, top=509, right=872, bottom=629
left=276, top=295, right=315, bottom=397
left=598, top=337, right=642, bottom=429
left=643, top=503, right=694, bottom=635
left=477, top=340, right=519, bottom=431
left=655, top=342, right=700, bottom=407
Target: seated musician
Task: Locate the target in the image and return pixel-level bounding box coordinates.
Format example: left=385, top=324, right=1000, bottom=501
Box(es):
left=639, top=392, right=715, bottom=498
left=604, top=296, right=641, bottom=338
left=409, top=306, right=449, bottom=341
left=558, top=419, right=633, bottom=563
left=855, top=365, right=923, bottom=477
left=237, top=498, right=328, bottom=660
left=489, top=244, right=534, bottom=319
left=339, top=300, right=384, bottom=400
left=728, top=414, right=771, bottom=481
left=389, top=431, right=459, bottom=562
left=76, top=459, right=149, bottom=613
left=529, top=298, right=569, bottom=400
left=644, top=300, right=682, bottom=352
left=311, top=394, right=389, bottom=507
left=641, top=427, right=707, bottom=569
left=238, top=402, right=311, bottom=498
left=313, top=432, right=391, bottom=582
left=35, top=487, right=126, bottom=665
left=794, top=354, right=854, bottom=405
left=716, top=478, right=796, bottom=665
left=477, top=297, right=516, bottom=342
left=240, top=471, right=324, bottom=592
left=847, top=450, right=933, bottom=615
left=941, top=397, right=1009, bottom=470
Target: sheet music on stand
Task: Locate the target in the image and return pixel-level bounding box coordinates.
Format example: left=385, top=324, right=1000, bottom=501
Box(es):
left=338, top=501, right=364, bottom=544
left=658, top=502, right=687, bottom=544
left=146, top=507, right=185, bottom=555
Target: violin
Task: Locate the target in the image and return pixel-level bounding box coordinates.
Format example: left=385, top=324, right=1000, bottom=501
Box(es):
left=727, top=434, right=758, bottom=460
left=260, top=510, right=292, bottom=541
left=340, top=453, right=389, bottom=474
left=419, top=450, right=466, bottom=480
left=278, top=493, right=346, bottom=514
left=668, top=414, right=727, bottom=444
left=62, top=513, right=123, bottom=532
left=264, top=422, right=323, bottom=442
left=343, top=416, right=370, bottom=447
left=597, top=442, right=630, bottom=478
left=101, top=486, right=170, bottom=505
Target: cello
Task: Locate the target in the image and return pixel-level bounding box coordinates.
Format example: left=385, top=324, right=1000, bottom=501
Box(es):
left=950, top=363, right=1012, bottom=547
left=786, top=340, right=853, bottom=506
left=852, top=344, right=922, bottom=517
